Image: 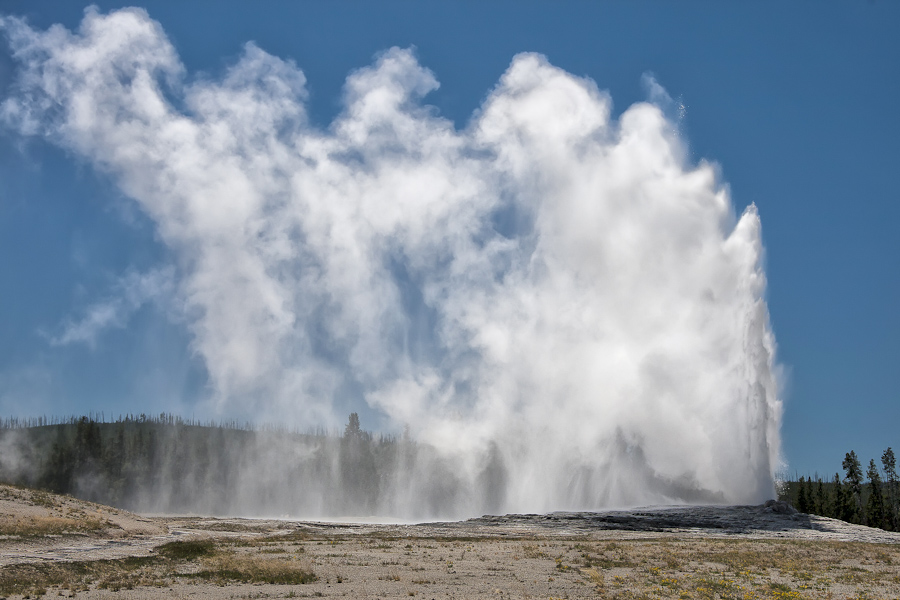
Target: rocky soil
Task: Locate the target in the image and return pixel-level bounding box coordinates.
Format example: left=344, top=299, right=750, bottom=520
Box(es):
left=2, top=484, right=899, bottom=599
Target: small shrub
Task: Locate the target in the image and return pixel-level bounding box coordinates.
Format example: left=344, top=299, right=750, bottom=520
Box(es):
left=156, top=539, right=216, bottom=560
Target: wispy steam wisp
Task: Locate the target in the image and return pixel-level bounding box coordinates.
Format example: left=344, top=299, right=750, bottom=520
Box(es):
left=48, top=267, right=175, bottom=347
left=1, top=8, right=781, bottom=515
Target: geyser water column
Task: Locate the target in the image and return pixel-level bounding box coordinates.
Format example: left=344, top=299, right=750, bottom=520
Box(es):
left=1, top=8, right=781, bottom=516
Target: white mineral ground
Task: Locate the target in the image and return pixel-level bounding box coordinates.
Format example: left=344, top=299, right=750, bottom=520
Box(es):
left=2, top=484, right=899, bottom=599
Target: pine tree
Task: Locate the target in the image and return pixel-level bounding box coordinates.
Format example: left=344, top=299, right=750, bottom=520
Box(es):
left=842, top=451, right=863, bottom=523
left=835, top=472, right=852, bottom=522
left=815, top=477, right=826, bottom=516
left=797, top=476, right=811, bottom=513
left=882, top=447, right=898, bottom=531
left=39, top=437, right=74, bottom=494
left=867, top=459, right=887, bottom=530
left=103, top=423, right=126, bottom=504
left=827, top=473, right=835, bottom=518
left=339, top=412, right=378, bottom=513
left=804, top=477, right=815, bottom=514
left=344, top=412, right=362, bottom=439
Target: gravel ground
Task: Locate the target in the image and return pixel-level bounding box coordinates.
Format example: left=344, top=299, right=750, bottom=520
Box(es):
left=2, top=484, right=899, bottom=599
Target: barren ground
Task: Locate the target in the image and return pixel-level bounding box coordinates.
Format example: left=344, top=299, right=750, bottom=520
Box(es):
left=2, top=484, right=899, bottom=599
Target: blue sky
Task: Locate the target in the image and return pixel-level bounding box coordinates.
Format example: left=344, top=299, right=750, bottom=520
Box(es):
left=0, top=1, right=897, bottom=482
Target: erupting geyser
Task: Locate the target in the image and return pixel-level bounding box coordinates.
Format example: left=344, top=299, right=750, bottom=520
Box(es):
left=1, top=8, right=781, bottom=518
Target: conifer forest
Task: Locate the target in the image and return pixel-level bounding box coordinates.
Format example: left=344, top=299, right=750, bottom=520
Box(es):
left=0, top=414, right=896, bottom=531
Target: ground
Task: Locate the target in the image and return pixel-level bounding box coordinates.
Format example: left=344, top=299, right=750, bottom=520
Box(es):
left=1, top=484, right=899, bottom=599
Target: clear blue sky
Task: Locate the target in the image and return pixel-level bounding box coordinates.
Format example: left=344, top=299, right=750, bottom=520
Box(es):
left=0, top=1, right=897, bottom=480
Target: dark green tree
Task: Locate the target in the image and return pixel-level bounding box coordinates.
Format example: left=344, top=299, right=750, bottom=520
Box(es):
left=103, top=422, right=126, bottom=504
left=866, top=459, right=887, bottom=530
left=339, top=412, right=378, bottom=513
left=804, top=476, right=815, bottom=514
left=882, top=447, right=898, bottom=531
left=344, top=412, right=362, bottom=439
left=38, top=436, right=74, bottom=494
left=835, top=472, right=852, bottom=522
left=797, top=476, right=811, bottom=513
left=815, top=477, right=826, bottom=516
left=74, top=416, right=103, bottom=470
left=842, top=451, right=863, bottom=523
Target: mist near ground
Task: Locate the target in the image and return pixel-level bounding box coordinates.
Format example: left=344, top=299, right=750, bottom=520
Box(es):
left=2, top=416, right=762, bottom=520
left=0, top=7, right=781, bottom=516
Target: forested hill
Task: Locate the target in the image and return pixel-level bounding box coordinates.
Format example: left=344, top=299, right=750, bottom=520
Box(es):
left=0, top=414, right=500, bottom=519
left=2, top=415, right=896, bottom=531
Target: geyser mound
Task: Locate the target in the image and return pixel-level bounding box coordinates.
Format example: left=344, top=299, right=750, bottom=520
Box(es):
left=1, top=7, right=781, bottom=518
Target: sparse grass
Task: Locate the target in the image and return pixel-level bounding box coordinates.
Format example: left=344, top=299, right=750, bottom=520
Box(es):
left=584, top=566, right=604, bottom=588
left=0, top=485, right=115, bottom=538
left=1, top=502, right=898, bottom=600
left=0, top=514, right=107, bottom=536
left=29, top=490, right=57, bottom=509
left=193, top=554, right=317, bottom=584
left=265, top=530, right=311, bottom=543
left=156, top=538, right=217, bottom=560
left=567, top=538, right=900, bottom=600
left=522, top=543, right=545, bottom=558
left=0, top=536, right=318, bottom=596
left=0, top=555, right=161, bottom=597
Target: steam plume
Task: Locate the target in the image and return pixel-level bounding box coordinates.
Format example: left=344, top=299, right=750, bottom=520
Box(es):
left=1, top=7, right=781, bottom=514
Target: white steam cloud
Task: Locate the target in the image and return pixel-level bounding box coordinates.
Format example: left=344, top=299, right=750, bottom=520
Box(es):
left=48, top=267, right=175, bottom=347
left=1, top=7, right=781, bottom=512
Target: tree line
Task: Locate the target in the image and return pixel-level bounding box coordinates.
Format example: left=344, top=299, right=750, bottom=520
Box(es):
left=0, top=413, right=502, bottom=519
left=779, top=448, right=898, bottom=532
left=4, top=413, right=894, bottom=525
